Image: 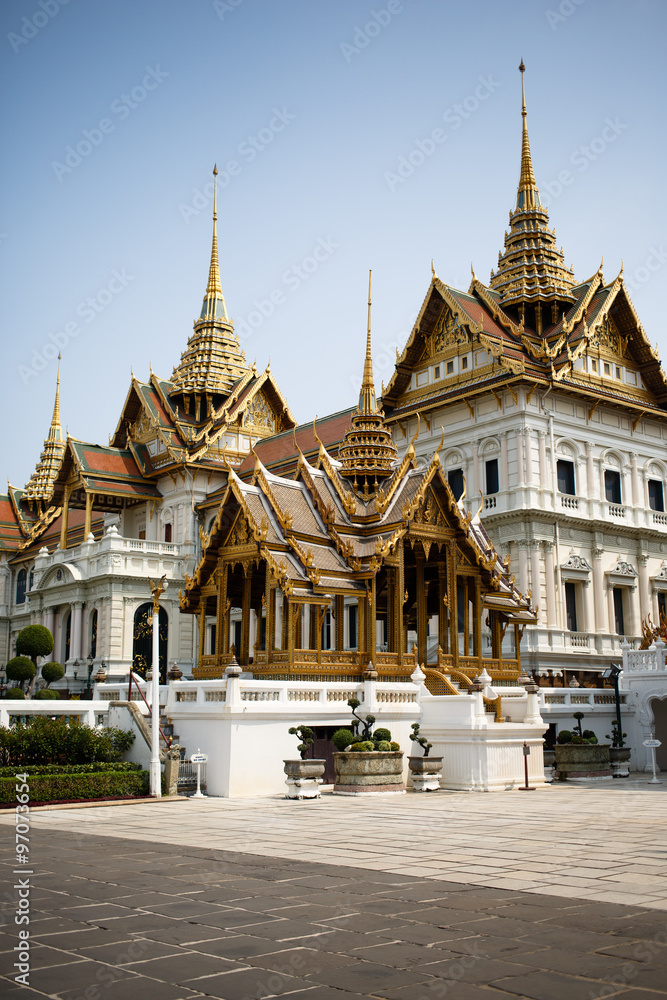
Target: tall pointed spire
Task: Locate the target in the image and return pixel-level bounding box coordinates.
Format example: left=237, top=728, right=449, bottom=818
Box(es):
left=359, top=270, right=377, bottom=415
left=170, top=165, right=249, bottom=415
left=200, top=165, right=228, bottom=321
left=489, top=61, right=576, bottom=322
left=516, top=60, right=541, bottom=213
left=339, top=272, right=397, bottom=499
left=48, top=354, right=64, bottom=443
left=24, top=355, right=66, bottom=506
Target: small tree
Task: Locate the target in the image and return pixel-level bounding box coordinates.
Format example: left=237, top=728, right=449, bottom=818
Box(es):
left=572, top=711, right=585, bottom=737
left=16, top=624, right=54, bottom=663
left=41, top=662, right=65, bottom=688
left=6, top=657, right=36, bottom=691
left=288, top=725, right=315, bottom=760
left=409, top=723, right=433, bottom=757
left=16, top=625, right=54, bottom=697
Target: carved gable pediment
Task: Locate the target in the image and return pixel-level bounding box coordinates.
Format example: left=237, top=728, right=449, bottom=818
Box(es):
left=432, top=307, right=469, bottom=356
left=243, top=392, right=276, bottom=433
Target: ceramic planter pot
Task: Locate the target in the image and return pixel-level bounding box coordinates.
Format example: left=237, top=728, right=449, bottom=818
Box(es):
left=333, top=750, right=405, bottom=795
left=283, top=759, right=326, bottom=799
left=407, top=755, right=443, bottom=792
left=609, top=746, right=631, bottom=778
left=554, top=743, right=612, bottom=781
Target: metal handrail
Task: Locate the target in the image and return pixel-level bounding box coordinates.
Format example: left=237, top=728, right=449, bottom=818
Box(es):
left=127, top=670, right=170, bottom=746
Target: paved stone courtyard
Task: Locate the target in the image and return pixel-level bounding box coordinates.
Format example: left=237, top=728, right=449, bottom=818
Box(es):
left=0, top=778, right=666, bottom=998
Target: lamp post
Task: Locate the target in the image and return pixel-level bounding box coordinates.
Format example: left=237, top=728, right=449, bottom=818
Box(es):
left=602, top=662, right=623, bottom=742
left=85, top=655, right=94, bottom=700
left=148, top=574, right=168, bottom=797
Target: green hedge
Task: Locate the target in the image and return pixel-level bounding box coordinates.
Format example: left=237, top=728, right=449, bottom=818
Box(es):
left=0, top=717, right=135, bottom=765
left=0, top=770, right=149, bottom=804
left=0, top=762, right=142, bottom=778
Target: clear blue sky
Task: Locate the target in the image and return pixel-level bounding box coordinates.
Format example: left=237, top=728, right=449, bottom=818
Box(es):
left=2, top=0, right=666, bottom=487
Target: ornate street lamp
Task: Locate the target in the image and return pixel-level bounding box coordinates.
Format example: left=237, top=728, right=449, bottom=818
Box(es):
left=602, top=663, right=623, bottom=744
left=148, top=574, right=168, bottom=797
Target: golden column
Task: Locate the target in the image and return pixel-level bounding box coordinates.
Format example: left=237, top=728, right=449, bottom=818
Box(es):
left=449, top=538, right=459, bottom=669
left=335, top=596, right=344, bottom=651
left=416, top=545, right=427, bottom=667
left=438, top=557, right=449, bottom=654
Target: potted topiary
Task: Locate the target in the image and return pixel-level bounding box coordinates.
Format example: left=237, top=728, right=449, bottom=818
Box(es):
left=407, top=723, right=443, bottom=792
left=606, top=720, right=631, bottom=778
left=283, top=725, right=326, bottom=799
left=554, top=720, right=611, bottom=781
left=6, top=657, right=36, bottom=696
left=332, top=699, right=404, bottom=795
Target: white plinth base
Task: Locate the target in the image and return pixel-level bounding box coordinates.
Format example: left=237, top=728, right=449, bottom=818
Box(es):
left=411, top=772, right=442, bottom=792
left=285, top=776, right=322, bottom=799
left=332, top=788, right=406, bottom=796
left=611, top=763, right=630, bottom=778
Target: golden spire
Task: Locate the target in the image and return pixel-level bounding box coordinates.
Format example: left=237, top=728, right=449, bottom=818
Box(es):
left=201, top=165, right=228, bottom=321
left=24, top=356, right=66, bottom=505
left=359, top=270, right=377, bottom=415
left=170, top=165, right=249, bottom=409
left=516, top=60, right=541, bottom=213
left=489, top=62, right=576, bottom=314
left=338, top=272, right=397, bottom=498
left=48, top=354, right=64, bottom=443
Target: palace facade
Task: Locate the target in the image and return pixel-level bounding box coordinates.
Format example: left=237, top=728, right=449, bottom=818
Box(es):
left=0, top=171, right=296, bottom=687
left=2, top=64, right=666, bottom=693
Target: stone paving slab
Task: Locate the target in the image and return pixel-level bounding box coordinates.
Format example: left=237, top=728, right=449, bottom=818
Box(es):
left=0, top=828, right=665, bottom=998
left=5, top=774, right=664, bottom=909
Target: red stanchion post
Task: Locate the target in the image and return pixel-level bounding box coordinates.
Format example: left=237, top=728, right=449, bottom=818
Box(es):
left=519, top=741, right=536, bottom=791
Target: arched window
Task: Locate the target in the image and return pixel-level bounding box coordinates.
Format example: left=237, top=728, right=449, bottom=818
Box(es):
left=16, top=569, right=27, bottom=605
left=132, top=602, right=168, bottom=683
left=89, top=609, right=98, bottom=659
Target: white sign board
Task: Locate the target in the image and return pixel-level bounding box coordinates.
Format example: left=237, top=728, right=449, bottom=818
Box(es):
left=190, top=752, right=208, bottom=763
left=643, top=739, right=662, bottom=748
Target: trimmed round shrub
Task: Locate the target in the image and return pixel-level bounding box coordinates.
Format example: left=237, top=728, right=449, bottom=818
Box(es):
left=7, top=688, right=24, bottom=700
left=6, top=657, right=36, bottom=685
left=16, top=624, right=54, bottom=660
left=571, top=733, right=584, bottom=744
left=582, top=730, right=596, bottom=740
left=332, top=728, right=355, bottom=751
left=373, top=728, right=392, bottom=743
left=556, top=730, right=573, bottom=744
left=376, top=740, right=391, bottom=751
left=41, top=661, right=65, bottom=686
left=390, top=741, right=400, bottom=751
left=34, top=689, right=59, bottom=700
left=350, top=741, right=375, bottom=752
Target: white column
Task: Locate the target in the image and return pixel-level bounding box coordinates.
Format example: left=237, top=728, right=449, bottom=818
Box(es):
left=518, top=541, right=529, bottom=596
left=592, top=546, right=605, bottom=632
left=628, top=585, right=639, bottom=639
left=544, top=542, right=557, bottom=628
left=638, top=555, right=649, bottom=626
left=524, top=429, right=534, bottom=485
left=586, top=443, right=596, bottom=499
left=631, top=454, right=641, bottom=507
left=583, top=580, right=595, bottom=634
left=516, top=429, right=525, bottom=486
left=530, top=542, right=541, bottom=622
left=471, top=440, right=480, bottom=498
left=500, top=432, right=509, bottom=488
left=71, top=602, right=83, bottom=661
left=538, top=431, right=548, bottom=489
left=43, top=606, right=55, bottom=636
